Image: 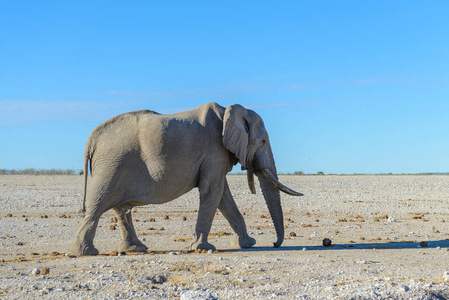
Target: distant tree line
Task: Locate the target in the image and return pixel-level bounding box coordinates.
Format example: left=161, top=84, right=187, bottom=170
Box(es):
left=231, top=171, right=447, bottom=176
left=1, top=169, right=446, bottom=176
left=0, top=168, right=82, bottom=175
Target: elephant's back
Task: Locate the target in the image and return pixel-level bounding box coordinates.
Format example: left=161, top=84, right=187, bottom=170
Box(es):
left=86, top=110, right=161, bottom=166
left=89, top=110, right=158, bottom=142
left=93, top=110, right=159, bottom=133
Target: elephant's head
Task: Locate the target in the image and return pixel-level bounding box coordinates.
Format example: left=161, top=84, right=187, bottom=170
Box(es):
left=222, top=104, right=303, bottom=248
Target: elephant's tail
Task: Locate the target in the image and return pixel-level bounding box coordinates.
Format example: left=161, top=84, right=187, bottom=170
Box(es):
left=81, top=143, right=93, bottom=215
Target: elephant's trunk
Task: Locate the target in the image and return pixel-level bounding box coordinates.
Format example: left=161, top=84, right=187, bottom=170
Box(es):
left=255, top=170, right=284, bottom=248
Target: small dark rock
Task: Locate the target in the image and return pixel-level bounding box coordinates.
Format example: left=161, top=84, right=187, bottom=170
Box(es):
left=147, top=274, right=167, bottom=284
left=323, top=238, right=332, bottom=247
left=420, top=241, right=428, bottom=247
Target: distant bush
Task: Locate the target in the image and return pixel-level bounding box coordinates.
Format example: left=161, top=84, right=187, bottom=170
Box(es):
left=0, top=168, right=80, bottom=175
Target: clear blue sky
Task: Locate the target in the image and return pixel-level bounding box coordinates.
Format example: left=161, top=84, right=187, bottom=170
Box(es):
left=1, top=1, right=448, bottom=174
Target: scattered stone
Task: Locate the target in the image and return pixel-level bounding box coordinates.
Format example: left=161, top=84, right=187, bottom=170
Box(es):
left=419, top=241, right=428, bottom=247
left=149, top=218, right=156, bottom=222
left=388, top=215, right=397, bottom=222
left=109, top=224, right=117, bottom=230
left=399, top=285, right=409, bottom=292
left=74, top=284, right=90, bottom=291
left=31, top=268, right=40, bottom=275
left=5, top=213, right=12, bottom=217
left=182, top=216, right=187, bottom=221
left=323, top=238, right=332, bottom=247
left=443, top=271, right=449, bottom=282
left=41, top=267, right=50, bottom=275
left=289, top=232, right=297, bottom=237
left=163, top=215, right=169, bottom=220
left=173, top=238, right=186, bottom=242
left=147, top=274, right=167, bottom=284
left=180, top=291, right=217, bottom=300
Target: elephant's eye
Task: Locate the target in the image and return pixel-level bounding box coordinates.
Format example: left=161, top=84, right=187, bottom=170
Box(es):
left=262, top=139, right=266, bottom=145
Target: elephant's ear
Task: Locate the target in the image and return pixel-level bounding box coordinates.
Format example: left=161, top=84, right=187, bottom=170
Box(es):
left=222, top=104, right=249, bottom=169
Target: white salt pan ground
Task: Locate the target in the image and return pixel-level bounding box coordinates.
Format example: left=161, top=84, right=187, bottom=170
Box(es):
left=1, top=175, right=449, bottom=299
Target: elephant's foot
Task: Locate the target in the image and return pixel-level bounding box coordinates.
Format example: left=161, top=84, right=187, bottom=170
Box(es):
left=70, top=241, right=99, bottom=256
left=190, top=241, right=216, bottom=251
left=232, top=234, right=256, bottom=249
left=118, top=240, right=148, bottom=253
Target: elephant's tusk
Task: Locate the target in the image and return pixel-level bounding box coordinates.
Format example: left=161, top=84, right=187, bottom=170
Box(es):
left=261, top=169, right=304, bottom=196
left=247, top=170, right=256, bottom=194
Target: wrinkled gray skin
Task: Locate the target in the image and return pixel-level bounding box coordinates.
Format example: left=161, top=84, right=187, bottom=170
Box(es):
left=70, top=102, right=302, bottom=256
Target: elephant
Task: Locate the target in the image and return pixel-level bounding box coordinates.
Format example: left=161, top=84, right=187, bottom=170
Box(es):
left=70, top=102, right=303, bottom=256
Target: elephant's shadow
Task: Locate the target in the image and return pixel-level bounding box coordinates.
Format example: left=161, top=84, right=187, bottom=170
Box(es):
left=226, top=239, right=449, bottom=252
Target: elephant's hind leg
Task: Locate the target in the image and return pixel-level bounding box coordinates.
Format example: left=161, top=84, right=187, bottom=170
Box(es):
left=70, top=211, right=102, bottom=256
left=70, top=180, right=119, bottom=256
left=114, top=204, right=148, bottom=253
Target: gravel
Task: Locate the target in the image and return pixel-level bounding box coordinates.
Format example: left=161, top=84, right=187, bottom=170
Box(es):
left=1, top=175, right=449, bottom=299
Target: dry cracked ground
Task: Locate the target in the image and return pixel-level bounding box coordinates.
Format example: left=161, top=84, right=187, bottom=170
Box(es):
left=1, top=175, right=449, bottom=299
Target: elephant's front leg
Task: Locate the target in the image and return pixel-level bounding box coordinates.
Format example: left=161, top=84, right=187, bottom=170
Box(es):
left=114, top=204, right=148, bottom=253
left=190, top=179, right=225, bottom=251
left=218, top=179, right=256, bottom=249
